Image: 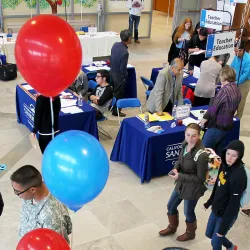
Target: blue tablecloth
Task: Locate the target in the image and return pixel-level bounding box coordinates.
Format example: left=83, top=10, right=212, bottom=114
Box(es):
left=150, top=67, right=198, bottom=90
left=16, top=84, right=99, bottom=139
left=82, top=65, right=137, bottom=98
left=110, top=106, right=240, bottom=183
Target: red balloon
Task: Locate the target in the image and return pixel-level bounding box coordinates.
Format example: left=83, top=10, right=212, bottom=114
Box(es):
left=57, top=0, right=62, bottom=5
left=16, top=228, right=71, bottom=250
left=15, top=15, right=82, bottom=97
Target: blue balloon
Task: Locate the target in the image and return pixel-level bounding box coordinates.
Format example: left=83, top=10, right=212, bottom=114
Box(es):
left=42, top=130, right=109, bottom=212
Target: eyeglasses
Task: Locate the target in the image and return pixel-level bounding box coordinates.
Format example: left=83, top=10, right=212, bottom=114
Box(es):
left=96, top=75, right=103, bottom=78
left=12, top=185, right=35, bottom=196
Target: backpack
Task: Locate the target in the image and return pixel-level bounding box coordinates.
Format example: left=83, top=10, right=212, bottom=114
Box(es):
left=194, top=148, right=221, bottom=191
left=240, top=165, right=250, bottom=207
left=182, top=85, right=194, bottom=104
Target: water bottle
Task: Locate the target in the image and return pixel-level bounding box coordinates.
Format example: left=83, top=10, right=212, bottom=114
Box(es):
left=78, top=93, right=83, bottom=106
left=172, top=105, right=177, bottom=119
left=144, top=112, right=150, bottom=129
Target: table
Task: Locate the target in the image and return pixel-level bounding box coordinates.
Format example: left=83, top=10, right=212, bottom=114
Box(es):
left=150, top=67, right=198, bottom=90
left=82, top=64, right=137, bottom=98
left=110, top=106, right=240, bottom=183
left=78, top=32, right=120, bottom=62
left=2, top=32, right=120, bottom=65
left=16, top=84, right=99, bottom=139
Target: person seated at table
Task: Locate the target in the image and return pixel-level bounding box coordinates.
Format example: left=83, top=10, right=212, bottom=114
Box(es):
left=147, top=58, right=184, bottom=115
left=201, top=66, right=241, bottom=156
left=68, top=70, right=88, bottom=99
left=89, top=70, right=113, bottom=120
left=187, top=27, right=208, bottom=70
left=31, top=95, right=61, bottom=154
left=159, top=123, right=208, bottom=242
left=193, top=55, right=221, bottom=107
left=168, top=18, right=194, bottom=64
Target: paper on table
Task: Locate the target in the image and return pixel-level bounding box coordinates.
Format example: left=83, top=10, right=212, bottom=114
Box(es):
left=61, top=106, right=83, bottom=114
left=183, top=72, right=189, bottom=78
left=127, top=64, right=134, bottom=68
left=85, top=66, right=99, bottom=71
left=23, top=84, right=33, bottom=91
left=190, top=50, right=206, bottom=55
left=191, top=109, right=207, bottom=119
left=137, top=113, right=158, bottom=122
left=153, top=112, right=173, bottom=121
left=93, top=61, right=106, bottom=65
left=98, top=66, right=110, bottom=71
left=189, top=83, right=197, bottom=86
left=193, top=66, right=200, bottom=79
left=182, top=117, right=200, bottom=126
left=61, top=99, right=77, bottom=108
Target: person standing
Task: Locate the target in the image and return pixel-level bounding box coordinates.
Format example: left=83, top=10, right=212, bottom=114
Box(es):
left=10, top=165, right=72, bottom=243
left=147, top=58, right=184, bottom=115
left=32, top=95, right=61, bottom=154
left=231, top=41, right=250, bottom=119
left=201, top=66, right=241, bottom=156
left=110, top=29, right=132, bottom=117
left=168, top=18, right=193, bottom=64
left=159, top=123, right=208, bottom=241
left=127, top=0, right=144, bottom=44
left=193, top=55, right=221, bottom=107
left=204, top=140, right=247, bottom=250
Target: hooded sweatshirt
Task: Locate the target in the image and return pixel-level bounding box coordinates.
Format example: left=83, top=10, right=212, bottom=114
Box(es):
left=204, top=140, right=247, bottom=235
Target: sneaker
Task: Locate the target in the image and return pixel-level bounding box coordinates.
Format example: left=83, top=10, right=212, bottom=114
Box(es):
left=240, top=209, right=250, bottom=217
left=135, top=40, right=140, bottom=44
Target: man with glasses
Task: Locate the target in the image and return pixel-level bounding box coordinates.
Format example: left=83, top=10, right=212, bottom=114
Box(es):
left=10, top=165, right=72, bottom=242
left=231, top=41, right=250, bottom=119
left=147, top=58, right=184, bottom=115
left=89, top=69, right=113, bottom=119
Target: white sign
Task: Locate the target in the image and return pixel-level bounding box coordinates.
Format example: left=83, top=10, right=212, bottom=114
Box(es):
left=176, top=105, right=191, bottom=120
left=200, top=9, right=223, bottom=30
left=217, top=0, right=236, bottom=25
left=206, top=31, right=236, bottom=57
left=233, top=0, right=247, bottom=3
left=88, top=27, right=97, bottom=36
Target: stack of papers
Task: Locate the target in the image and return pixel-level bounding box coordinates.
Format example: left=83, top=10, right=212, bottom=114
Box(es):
left=137, top=113, right=158, bottom=122
left=23, top=84, right=33, bottom=91
left=61, top=106, right=83, bottom=114
left=153, top=112, right=173, bottom=121
left=147, top=126, right=165, bottom=134
left=61, top=99, right=77, bottom=108
left=182, top=117, right=200, bottom=126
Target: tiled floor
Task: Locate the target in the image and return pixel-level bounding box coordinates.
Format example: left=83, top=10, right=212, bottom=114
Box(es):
left=1, top=11, right=250, bottom=250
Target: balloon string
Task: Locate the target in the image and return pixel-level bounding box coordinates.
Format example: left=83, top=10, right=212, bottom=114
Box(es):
left=50, top=97, right=55, bottom=139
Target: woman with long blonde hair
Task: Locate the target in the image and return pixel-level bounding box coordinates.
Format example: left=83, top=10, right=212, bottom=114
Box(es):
left=168, top=18, right=194, bottom=64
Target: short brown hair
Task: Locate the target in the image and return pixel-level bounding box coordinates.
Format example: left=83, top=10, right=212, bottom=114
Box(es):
left=186, top=123, right=201, bottom=134
left=220, top=66, right=236, bottom=82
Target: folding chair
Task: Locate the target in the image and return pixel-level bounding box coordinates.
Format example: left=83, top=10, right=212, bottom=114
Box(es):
left=116, top=98, right=142, bottom=124
left=140, top=76, right=154, bottom=106
left=86, top=71, right=97, bottom=81
left=97, top=97, right=116, bottom=139
left=88, top=80, right=98, bottom=91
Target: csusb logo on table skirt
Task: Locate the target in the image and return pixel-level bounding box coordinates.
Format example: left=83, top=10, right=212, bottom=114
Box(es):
left=23, top=103, right=35, bottom=128
left=165, top=143, right=182, bottom=165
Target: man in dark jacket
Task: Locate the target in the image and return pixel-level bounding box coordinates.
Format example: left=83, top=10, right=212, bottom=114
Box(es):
left=187, top=27, right=208, bottom=70
left=110, top=29, right=132, bottom=117
left=204, top=140, right=247, bottom=250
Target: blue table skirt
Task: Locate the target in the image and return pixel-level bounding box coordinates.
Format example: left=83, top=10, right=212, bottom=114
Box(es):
left=150, top=67, right=198, bottom=90
left=82, top=65, right=137, bottom=98
left=16, top=84, right=99, bottom=139
left=110, top=106, right=240, bottom=183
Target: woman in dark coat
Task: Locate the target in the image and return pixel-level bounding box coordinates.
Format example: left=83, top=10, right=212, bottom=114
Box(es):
left=31, top=95, right=61, bottom=154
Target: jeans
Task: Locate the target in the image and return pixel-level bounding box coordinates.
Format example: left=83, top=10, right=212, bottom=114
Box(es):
left=167, top=190, right=198, bottom=223
left=202, top=128, right=228, bottom=156
left=129, top=14, right=140, bottom=41
left=206, top=211, right=236, bottom=250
